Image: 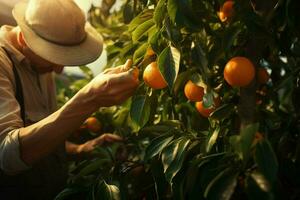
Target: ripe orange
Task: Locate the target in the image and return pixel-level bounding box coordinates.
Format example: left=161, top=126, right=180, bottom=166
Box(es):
left=252, top=132, right=264, bottom=146
left=85, top=117, right=102, bottom=133
left=224, top=57, right=255, bottom=87
left=184, top=80, right=205, bottom=102
left=257, top=68, right=269, bottom=84
left=219, top=1, right=235, bottom=22
left=146, top=47, right=155, bottom=56
left=143, top=62, right=167, bottom=89
left=195, top=98, right=220, bottom=118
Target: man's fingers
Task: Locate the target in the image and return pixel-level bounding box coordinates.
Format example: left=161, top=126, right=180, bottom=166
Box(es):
left=122, top=59, right=133, bottom=71
left=109, top=69, right=139, bottom=86
left=102, top=59, right=133, bottom=75
left=104, top=134, right=123, bottom=142
left=94, top=134, right=123, bottom=145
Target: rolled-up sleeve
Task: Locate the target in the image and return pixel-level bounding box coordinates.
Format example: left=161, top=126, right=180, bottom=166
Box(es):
left=0, top=130, right=30, bottom=174
left=0, top=50, right=30, bottom=174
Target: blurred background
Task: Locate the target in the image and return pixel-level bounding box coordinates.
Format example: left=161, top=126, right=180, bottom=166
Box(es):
left=0, top=0, right=110, bottom=76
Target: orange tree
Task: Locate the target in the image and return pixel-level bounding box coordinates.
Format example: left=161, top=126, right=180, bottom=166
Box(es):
left=55, top=0, right=300, bottom=199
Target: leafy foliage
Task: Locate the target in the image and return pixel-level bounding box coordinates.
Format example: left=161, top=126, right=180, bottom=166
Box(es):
left=56, top=0, right=300, bottom=199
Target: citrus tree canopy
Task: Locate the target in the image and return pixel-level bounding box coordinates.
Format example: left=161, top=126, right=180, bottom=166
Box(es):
left=55, top=0, right=300, bottom=199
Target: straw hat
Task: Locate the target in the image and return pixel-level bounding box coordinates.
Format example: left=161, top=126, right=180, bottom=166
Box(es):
left=12, top=0, right=103, bottom=66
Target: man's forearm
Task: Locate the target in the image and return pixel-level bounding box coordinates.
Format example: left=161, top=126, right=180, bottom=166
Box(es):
left=19, top=85, right=97, bottom=165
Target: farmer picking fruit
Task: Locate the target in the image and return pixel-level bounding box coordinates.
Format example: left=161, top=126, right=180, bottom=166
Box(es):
left=0, top=0, right=139, bottom=199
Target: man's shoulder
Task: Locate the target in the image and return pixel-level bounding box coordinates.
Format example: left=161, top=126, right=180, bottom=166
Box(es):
left=0, top=47, right=14, bottom=80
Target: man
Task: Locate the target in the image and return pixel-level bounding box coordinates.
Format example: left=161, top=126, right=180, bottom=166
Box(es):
left=0, top=0, right=139, bottom=199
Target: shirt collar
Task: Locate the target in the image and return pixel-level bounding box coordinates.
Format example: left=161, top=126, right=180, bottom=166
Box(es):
left=0, top=25, right=26, bottom=63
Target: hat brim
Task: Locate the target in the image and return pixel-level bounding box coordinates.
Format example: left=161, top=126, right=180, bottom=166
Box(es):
left=12, top=1, right=103, bottom=66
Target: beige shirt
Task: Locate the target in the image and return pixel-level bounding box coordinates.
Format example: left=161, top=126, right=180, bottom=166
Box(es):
left=0, top=25, right=57, bottom=174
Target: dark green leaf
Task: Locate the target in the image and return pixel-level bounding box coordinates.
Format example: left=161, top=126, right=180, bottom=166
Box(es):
left=130, top=95, right=151, bottom=128
left=154, top=0, right=167, bottom=26
left=149, top=30, right=165, bottom=53
left=192, top=43, right=209, bottom=75
left=161, top=137, right=190, bottom=184
left=133, top=42, right=148, bottom=64
left=173, top=70, right=193, bottom=95
left=55, top=186, right=87, bottom=200
left=254, top=139, right=279, bottom=183
left=210, top=104, right=235, bottom=120
left=167, top=0, right=199, bottom=29
left=120, top=42, right=139, bottom=57
left=128, top=9, right=153, bottom=32
left=132, top=19, right=155, bottom=42
left=202, top=92, right=214, bottom=108
left=204, top=167, right=238, bottom=200
left=94, top=180, right=120, bottom=200
left=206, top=127, right=220, bottom=153
left=240, top=123, right=259, bottom=162
left=145, top=134, right=174, bottom=160
left=158, top=46, right=181, bottom=90
left=222, top=26, right=242, bottom=52
left=76, top=158, right=110, bottom=178
left=245, top=171, right=273, bottom=200
left=123, top=1, right=134, bottom=24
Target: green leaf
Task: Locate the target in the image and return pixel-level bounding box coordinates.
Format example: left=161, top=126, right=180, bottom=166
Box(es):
left=132, top=19, right=155, bottom=42
left=245, top=171, right=273, bottom=200
left=204, top=167, right=238, bottom=200
left=145, top=134, right=174, bottom=160
left=173, top=70, right=193, bottom=95
left=157, top=46, right=181, bottom=90
left=128, top=9, right=153, bottom=32
left=55, top=186, right=87, bottom=200
left=167, top=0, right=183, bottom=25
left=123, top=1, right=134, bottom=24
left=120, top=42, right=139, bottom=58
left=76, top=158, right=110, bottom=178
left=148, top=26, right=158, bottom=43
left=133, top=42, right=148, bottom=64
left=79, top=66, right=94, bottom=79
left=140, top=124, right=174, bottom=133
left=94, top=180, right=120, bottom=200
left=222, top=26, right=242, bottom=52
left=130, top=95, right=151, bottom=128
left=210, top=104, right=235, bottom=120
left=229, top=135, right=241, bottom=156
left=154, top=0, right=167, bottom=26
left=202, top=92, right=214, bottom=108
left=161, top=137, right=190, bottom=184
left=206, top=127, right=220, bottom=153
left=254, top=140, right=278, bottom=183
left=240, top=123, right=259, bottom=162
left=167, top=0, right=199, bottom=29
left=149, top=30, right=166, bottom=53
left=191, top=43, right=209, bottom=75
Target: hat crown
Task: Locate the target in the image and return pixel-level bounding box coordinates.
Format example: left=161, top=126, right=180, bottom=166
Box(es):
left=25, top=0, right=86, bottom=45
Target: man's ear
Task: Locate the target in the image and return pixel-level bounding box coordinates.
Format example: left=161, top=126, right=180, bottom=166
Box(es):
left=17, top=31, right=27, bottom=47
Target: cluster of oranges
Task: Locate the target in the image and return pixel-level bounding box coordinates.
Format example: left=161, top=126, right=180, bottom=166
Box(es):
left=139, top=51, right=269, bottom=118
left=132, top=1, right=271, bottom=118
left=184, top=80, right=220, bottom=118
left=224, top=56, right=269, bottom=87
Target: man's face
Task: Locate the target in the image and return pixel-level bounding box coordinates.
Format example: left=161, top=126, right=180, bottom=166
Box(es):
left=18, top=31, right=64, bottom=74
left=22, top=46, right=64, bottom=73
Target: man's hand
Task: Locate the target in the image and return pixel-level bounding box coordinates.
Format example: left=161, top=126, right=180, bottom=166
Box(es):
left=86, top=59, right=139, bottom=107
left=78, top=133, right=123, bottom=153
